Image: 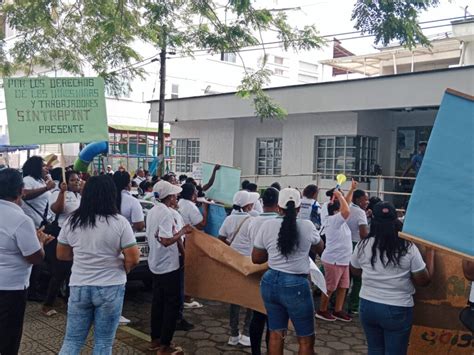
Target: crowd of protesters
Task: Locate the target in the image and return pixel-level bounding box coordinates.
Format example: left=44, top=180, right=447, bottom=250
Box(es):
left=0, top=155, right=467, bottom=355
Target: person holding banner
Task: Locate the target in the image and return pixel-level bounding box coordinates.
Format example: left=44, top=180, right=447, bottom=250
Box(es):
left=21, top=156, right=56, bottom=301
left=350, top=201, right=434, bottom=355
left=219, top=190, right=260, bottom=347
left=252, top=188, right=324, bottom=355
left=42, top=170, right=82, bottom=317
left=230, top=187, right=280, bottom=355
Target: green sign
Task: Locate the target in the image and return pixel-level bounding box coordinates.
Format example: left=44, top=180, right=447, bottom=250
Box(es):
left=4, top=77, right=109, bottom=145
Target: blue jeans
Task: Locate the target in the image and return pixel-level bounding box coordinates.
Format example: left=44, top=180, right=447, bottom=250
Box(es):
left=359, top=298, right=413, bottom=355
left=59, top=285, right=125, bottom=355
left=260, top=269, right=314, bottom=337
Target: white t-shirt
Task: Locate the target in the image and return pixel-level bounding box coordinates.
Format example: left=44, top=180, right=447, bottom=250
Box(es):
left=58, top=214, right=136, bottom=286
left=178, top=199, right=203, bottom=226
left=231, top=212, right=279, bottom=257
left=120, top=190, right=144, bottom=225
left=0, top=200, right=42, bottom=290
left=219, top=211, right=251, bottom=245
left=321, top=213, right=352, bottom=266
left=298, top=197, right=321, bottom=227
left=146, top=203, right=180, bottom=274
left=254, top=218, right=321, bottom=274
left=320, top=202, right=329, bottom=228
left=133, top=176, right=146, bottom=187
left=351, top=238, right=426, bottom=307
left=22, top=176, right=52, bottom=228
left=49, top=190, right=81, bottom=227
left=346, top=203, right=368, bottom=243
left=253, top=200, right=263, bottom=214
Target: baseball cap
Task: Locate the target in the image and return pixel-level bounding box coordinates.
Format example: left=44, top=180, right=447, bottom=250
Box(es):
left=153, top=180, right=182, bottom=200
left=278, top=188, right=301, bottom=209
left=372, top=201, right=397, bottom=221
left=233, top=190, right=259, bottom=208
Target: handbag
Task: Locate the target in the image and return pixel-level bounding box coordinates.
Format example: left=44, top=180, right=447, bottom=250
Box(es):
left=23, top=200, right=61, bottom=237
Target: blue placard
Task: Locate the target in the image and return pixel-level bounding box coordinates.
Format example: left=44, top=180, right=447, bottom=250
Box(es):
left=403, top=90, right=474, bottom=257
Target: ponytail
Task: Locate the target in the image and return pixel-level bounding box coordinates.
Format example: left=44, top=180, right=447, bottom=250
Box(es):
left=277, top=201, right=299, bottom=258
left=232, top=204, right=243, bottom=212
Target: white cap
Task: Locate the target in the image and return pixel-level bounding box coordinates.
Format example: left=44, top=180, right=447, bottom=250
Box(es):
left=233, top=190, right=260, bottom=208
left=153, top=180, right=182, bottom=200
left=278, top=188, right=301, bottom=209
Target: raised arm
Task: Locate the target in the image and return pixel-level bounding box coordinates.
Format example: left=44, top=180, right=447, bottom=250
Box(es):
left=202, top=164, right=221, bottom=191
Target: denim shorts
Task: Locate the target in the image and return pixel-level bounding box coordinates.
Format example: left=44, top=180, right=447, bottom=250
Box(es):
left=260, top=269, right=314, bottom=337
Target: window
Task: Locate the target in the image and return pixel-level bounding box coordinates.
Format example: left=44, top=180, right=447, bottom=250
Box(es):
left=299, top=61, right=318, bottom=73
left=256, top=138, right=282, bottom=175
left=171, top=84, right=179, bottom=99
left=221, top=52, right=237, bottom=63
left=314, top=136, right=378, bottom=180
left=298, top=74, right=318, bottom=83
left=273, top=68, right=285, bottom=76
left=274, top=56, right=284, bottom=65
left=173, top=138, right=200, bottom=173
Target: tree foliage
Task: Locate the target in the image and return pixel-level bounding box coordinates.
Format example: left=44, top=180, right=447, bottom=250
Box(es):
left=0, top=0, right=439, bottom=120
left=352, top=0, right=439, bottom=48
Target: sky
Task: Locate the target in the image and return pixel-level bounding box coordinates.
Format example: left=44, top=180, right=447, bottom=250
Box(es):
left=271, top=0, right=473, bottom=54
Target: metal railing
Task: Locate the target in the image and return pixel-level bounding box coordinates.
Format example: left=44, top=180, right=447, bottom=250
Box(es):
left=241, top=172, right=417, bottom=210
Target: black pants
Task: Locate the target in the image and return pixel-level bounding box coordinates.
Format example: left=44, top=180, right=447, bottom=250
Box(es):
left=150, top=269, right=181, bottom=346
left=250, top=310, right=269, bottom=355
left=44, top=240, right=72, bottom=307
left=0, top=289, right=27, bottom=355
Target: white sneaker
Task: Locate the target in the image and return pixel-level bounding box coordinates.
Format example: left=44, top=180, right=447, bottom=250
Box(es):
left=239, top=335, right=251, bottom=347
left=184, top=300, right=203, bottom=309
left=119, top=315, right=131, bottom=325
left=228, top=335, right=240, bottom=346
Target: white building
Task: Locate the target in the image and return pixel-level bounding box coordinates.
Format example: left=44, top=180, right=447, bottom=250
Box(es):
left=149, top=19, right=474, bottom=207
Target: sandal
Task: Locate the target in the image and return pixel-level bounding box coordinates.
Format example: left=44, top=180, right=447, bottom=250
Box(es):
left=42, top=308, right=58, bottom=317
left=183, top=300, right=203, bottom=309
left=157, top=345, right=183, bottom=355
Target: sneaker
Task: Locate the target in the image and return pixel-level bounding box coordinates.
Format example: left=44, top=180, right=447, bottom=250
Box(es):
left=175, top=318, right=194, bottom=331
left=119, top=315, right=131, bottom=325
left=239, top=335, right=251, bottom=347
left=228, top=335, right=240, bottom=346
left=315, top=310, right=336, bottom=322
left=333, top=311, right=352, bottom=322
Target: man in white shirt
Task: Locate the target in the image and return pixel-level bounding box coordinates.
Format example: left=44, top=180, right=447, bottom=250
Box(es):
left=146, top=181, right=192, bottom=354
left=0, top=169, right=53, bottom=355
left=346, top=189, right=369, bottom=314
left=133, top=168, right=146, bottom=187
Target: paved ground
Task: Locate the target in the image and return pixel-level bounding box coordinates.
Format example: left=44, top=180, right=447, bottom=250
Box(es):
left=20, top=282, right=367, bottom=354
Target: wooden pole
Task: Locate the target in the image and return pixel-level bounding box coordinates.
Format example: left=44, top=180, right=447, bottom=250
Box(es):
left=60, top=144, right=66, bottom=183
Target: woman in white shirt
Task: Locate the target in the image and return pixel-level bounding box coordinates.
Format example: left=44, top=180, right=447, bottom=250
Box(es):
left=316, top=186, right=354, bottom=323
left=351, top=202, right=434, bottom=355
left=21, top=156, right=56, bottom=301
left=113, top=171, right=145, bottom=232
left=42, top=170, right=82, bottom=316
left=252, top=188, right=324, bottom=355
left=219, top=190, right=259, bottom=347
left=178, top=183, right=207, bottom=229
left=56, top=175, right=140, bottom=355
left=298, top=184, right=321, bottom=230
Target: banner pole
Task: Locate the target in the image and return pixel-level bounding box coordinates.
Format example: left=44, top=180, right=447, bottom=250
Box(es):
left=60, top=144, right=66, bottom=183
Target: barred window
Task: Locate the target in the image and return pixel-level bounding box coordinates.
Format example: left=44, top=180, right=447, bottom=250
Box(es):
left=256, top=138, right=282, bottom=175
left=314, top=136, right=378, bottom=180
left=173, top=139, right=200, bottom=173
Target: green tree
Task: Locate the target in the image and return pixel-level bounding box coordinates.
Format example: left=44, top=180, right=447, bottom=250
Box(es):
left=0, top=0, right=439, bottom=172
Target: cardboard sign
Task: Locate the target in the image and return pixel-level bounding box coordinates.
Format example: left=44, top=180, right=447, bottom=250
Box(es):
left=4, top=77, right=109, bottom=145
left=185, top=229, right=267, bottom=313
left=202, top=162, right=241, bottom=205
left=402, top=89, right=474, bottom=260
left=408, top=249, right=473, bottom=353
